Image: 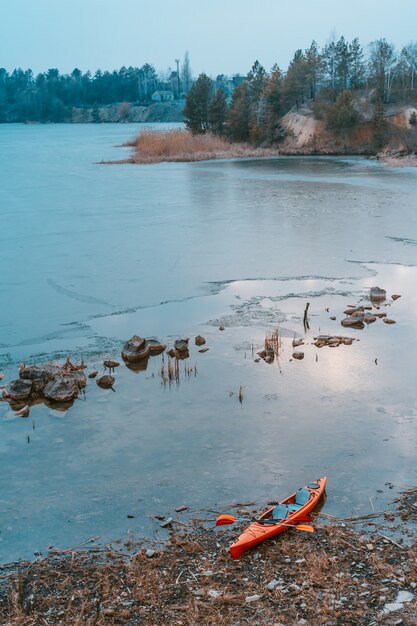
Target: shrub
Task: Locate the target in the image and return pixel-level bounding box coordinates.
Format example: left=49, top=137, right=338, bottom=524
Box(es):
left=326, top=91, right=361, bottom=133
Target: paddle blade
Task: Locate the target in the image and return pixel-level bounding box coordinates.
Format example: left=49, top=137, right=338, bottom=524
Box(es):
left=216, top=514, right=238, bottom=526
left=294, top=524, right=315, bottom=533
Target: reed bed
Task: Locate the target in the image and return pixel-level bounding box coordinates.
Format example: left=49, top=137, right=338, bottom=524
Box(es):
left=264, top=326, right=281, bottom=357
left=119, top=129, right=282, bottom=164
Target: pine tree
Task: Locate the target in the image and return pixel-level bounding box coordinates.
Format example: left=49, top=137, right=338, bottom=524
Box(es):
left=183, top=73, right=213, bottom=134
left=305, top=41, right=322, bottom=100
left=208, top=88, right=227, bottom=135
left=228, top=83, right=251, bottom=141
left=263, top=65, right=284, bottom=143
left=349, top=38, right=366, bottom=90
left=335, top=36, right=351, bottom=91
left=326, top=91, right=360, bottom=133
left=282, top=50, right=308, bottom=110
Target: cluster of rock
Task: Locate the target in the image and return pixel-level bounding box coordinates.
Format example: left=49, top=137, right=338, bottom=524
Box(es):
left=1, top=332, right=209, bottom=415
left=340, top=287, right=399, bottom=329
left=2, top=358, right=87, bottom=413
left=313, top=335, right=355, bottom=348
left=121, top=335, right=166, bottom=363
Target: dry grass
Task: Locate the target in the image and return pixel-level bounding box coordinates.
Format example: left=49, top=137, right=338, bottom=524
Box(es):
left=264, top=326, right=281, bottom=357
left=113, top=129, right=282, bottom=164
left=2, top=517, right=417, bottom=625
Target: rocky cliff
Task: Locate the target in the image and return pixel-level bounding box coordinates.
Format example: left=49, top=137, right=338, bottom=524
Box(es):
left=280, top=105, right=417, bottom=155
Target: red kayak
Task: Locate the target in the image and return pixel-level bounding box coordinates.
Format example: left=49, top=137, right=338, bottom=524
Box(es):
left=229, top=476, right=327, bottom=559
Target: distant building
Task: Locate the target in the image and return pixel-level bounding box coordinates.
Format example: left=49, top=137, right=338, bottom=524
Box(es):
left=151, top=90, right=174, bottom=102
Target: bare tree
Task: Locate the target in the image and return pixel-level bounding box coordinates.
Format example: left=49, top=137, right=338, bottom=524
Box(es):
left=181, top=51, right=192, bottom=96
left=369, top=39, right=397, bottom=103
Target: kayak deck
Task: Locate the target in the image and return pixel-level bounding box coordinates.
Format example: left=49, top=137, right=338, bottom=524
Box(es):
left=229, top=476, right=327, bottom=559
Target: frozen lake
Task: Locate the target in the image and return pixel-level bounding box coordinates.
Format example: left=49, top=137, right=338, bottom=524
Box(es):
left=1, top=123, right=417, bottom=561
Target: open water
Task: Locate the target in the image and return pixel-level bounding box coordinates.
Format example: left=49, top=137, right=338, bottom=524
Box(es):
left=1, top=123, right=417, bottom=561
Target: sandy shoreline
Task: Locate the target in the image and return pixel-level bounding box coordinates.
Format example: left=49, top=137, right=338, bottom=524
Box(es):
left=2, top=491, right=417, bottom=625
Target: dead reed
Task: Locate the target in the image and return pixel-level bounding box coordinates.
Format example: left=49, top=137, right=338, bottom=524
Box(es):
left=2, top=520, right=417, bottom=625
left=264, top=325, right=281, bottom=357
left=120, top=129, right=282, bottom=164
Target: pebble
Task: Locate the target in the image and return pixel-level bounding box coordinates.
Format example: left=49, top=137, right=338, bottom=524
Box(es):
left=267, top=578, right=283, bottom=590
left=203, top=570, right=214, bottom=577
left=175, top=505, right=188, bottom=512
left=160, top=517, right=173, bottom=528
left=245, top=594, right=261, bottom=603
left=145, top=549, right=156, bottom=558
left=208, top=589, right=220, bottom=598
left=192, top=589, right=205, bottom=597
left=382, top=590, right=414, bottom=614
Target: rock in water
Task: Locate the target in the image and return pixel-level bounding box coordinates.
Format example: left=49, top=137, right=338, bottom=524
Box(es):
left=103, top=360, right=120, bottom=369
left=174, top=339, right=189, bottom=352
left=96, top=375, right=115, bottom=389
left=370, top=286, right=386, bottom=302
left=147, top=339, right=166, bottom=354
left=341, top=317, right=364, bottom=329
left=15, top=405, right=30, bottom=417
left=391, top=294, right=401, bottom=301
left=383, top=318, right=396, bottom=324
left=195, top=335, right=206, bottom=346
left=173, top=339, right=189, bottom=359
left=44, top=378, right=78, bottom=403
left=121, top=335, right=150, bottom=362
left=88, top=370, right=98, bottom=378
left=19, top=364, right=59, bottom=393
left=364, top=314, right=377, bottom=324
left=3, top=379, right=33, bottom=401
left=292, top=352, right=304, bottom=360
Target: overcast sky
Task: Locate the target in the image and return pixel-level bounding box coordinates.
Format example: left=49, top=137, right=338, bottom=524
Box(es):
left=1, top=0, right=417, bottom=76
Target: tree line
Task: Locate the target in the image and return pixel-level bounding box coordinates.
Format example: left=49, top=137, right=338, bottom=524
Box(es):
left=1, top=37, right=417, bottom=129
left=0, top=55, right=194, bottom=122
left=184, top=37, right=417, bottom=144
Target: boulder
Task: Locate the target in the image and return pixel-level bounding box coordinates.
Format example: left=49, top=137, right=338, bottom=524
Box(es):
left=292, top=352, right=304, bottom=360
left=19, top=364, right=59, bottom=393
left=44, top=378, right=78, bottom=403
left=364, top=314, right=377, bottom=324
left=383, top=318, right=396, bottom=324
left=370, top=286, right=386, bottom=302
left=121, top=335, right=150, bottom=362
left=3, top=378, right=33, bottom=401
left=195, top=335, right=206, bottom=346
left=96, top=375, right=115, bottom=388
left=173, top=339, right=189, bottom=359
left=147, top=339, right=166, bottom=355
left=65, top=370, right=87, bottom=388
left=174, top=339, right=189, bottom=352
left=341, top=317, right=364, bottom=329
